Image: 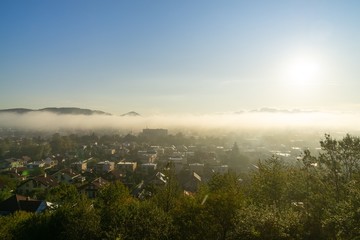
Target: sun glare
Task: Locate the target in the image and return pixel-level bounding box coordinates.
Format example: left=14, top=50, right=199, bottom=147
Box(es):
left=282, top=55, right=322, bottom=88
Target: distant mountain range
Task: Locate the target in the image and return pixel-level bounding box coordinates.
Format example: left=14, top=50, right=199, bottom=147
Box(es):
left=0, top=107, right=141, bottom=117
left=0, top=107, right=315, bottom=116
left=121, top=111, right=141, bottom=117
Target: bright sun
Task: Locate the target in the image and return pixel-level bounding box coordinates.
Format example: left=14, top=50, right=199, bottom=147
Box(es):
left=282, top=55, right=321, bottom=87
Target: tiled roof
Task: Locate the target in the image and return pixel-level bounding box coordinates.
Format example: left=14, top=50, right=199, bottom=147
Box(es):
left=35, top=176, right=59, bottom=187
left=0, top=194, right=45, bottom=214
left=78, top=177, right=108, bottom=190
left=91, top=177, right=109, bottom=188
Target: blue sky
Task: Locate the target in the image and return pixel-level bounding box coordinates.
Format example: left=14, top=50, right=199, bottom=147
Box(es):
left=1, top=0, right=360, bottom=115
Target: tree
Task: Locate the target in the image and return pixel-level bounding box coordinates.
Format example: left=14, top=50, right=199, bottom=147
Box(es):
left=204, top=173, right=244, bottom=240
left=0, top=138, right=11, bottom=158
left=170, top=196, right=216, bottom=240
left=323, top=180, right=360, bottom=239
left=0, top=211, right=33, bottom=240
left=122, top=201, right=172, bottom=240
left=95, top=181, right=134, bottom=239
left=317, top=134, right=360, bottom=201
left=248, top=156, right=288, bottom=208
left=151, top=165, right=182, bottom=213
left=50, top=133, right=75, bottom=155
left=234, top=204, right=305, bottom=240
left=45, top=184, right=79, bottom=205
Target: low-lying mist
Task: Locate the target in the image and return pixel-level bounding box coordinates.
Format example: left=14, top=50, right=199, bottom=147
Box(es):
left=0, top=111, right=359, bottom=135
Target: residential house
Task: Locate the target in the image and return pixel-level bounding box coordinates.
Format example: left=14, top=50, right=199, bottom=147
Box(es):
left=168, top=152, right=187, bottom=173
left=116, top=161, right=137, bottom=174
left=137, top=151, right=157, bottom=163
left=2, top=167, right=27, bottom=181
left=26, top=161, right=45, bottom=169
left=164, top=146, right=176, bottom=156
left=17, top=174, right=59, bottom=195
left=0, top=158, right=24, bottom=169
left=43, top=157, right=57, bottom=168
left=96, top=161, right=115, bottom=174
left=51, top=168, right=81, bottom=184
left=71, top=161, right=87, bottom=172
left=140, top=163, right=157, bottom=175
left=149, top=146, right=164, bottom=156
left=0, top=194, right=49, bottom=215
left=78, top=177, right=108, bottom=198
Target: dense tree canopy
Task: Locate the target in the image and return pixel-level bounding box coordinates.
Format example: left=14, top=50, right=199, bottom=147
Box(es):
left=1, top=134, right=360, bottom=239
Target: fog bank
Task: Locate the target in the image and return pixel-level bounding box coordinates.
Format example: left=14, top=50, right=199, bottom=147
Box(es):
left=0, top=111, right=359, bottom=134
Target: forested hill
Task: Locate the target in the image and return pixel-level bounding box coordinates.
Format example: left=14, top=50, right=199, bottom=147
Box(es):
left=0, top=107, right=111, bottom=116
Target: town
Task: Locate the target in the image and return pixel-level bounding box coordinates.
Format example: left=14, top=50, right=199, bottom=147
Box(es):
left=2, top=128, right=359, bottom=239
left=0, top=127, right=318, bottom=206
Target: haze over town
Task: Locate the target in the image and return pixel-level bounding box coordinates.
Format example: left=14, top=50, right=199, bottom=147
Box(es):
left=1, top=109, right=360, bottom=134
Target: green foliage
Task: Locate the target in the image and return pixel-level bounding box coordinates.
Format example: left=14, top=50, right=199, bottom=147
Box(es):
left=13, top=212, right=54, bottom=240
left=50, top=133, right=75, bottom=155
left=121, top=201, right=172, bottom=240
left=317, top=134, right=360, bottom=201
left=0, top=138, right=11, bottom=158
left=45, top=184, right=79, bottom=204
left=29, top=167, right=45, bottom=177
left=56, top=195, right=101, bottom=240
left=95, top=181, right=172, bottom=240
left=12, top=195, right=100, bottom=240
left=150, top=167, right=182, bottom=212
left=0, top=175, right=17, bottom=201
left=0, top=189, right=12, bottom=202
left=248, top=156, right=288, bottom=208
left=171, top=196, right=215, bottom=240
left=204, top=173, right=243, bottom=240
left=0, top=211, right=33, bottom=240
left=3, top=138, right=51, bottom=161
left=323, top=180, right=360, bottom=239
left=234, top=205, right=304, bottom=240
left=3, top=133, right=360, bottom=239
left=95, top=181, right=134, bottom=239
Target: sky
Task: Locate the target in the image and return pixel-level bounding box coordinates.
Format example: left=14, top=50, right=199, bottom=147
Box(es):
left=1, top=0, right=360, bottom=115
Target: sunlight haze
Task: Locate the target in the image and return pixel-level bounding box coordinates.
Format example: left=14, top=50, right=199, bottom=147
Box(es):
left=1, top=0, right=360, bottom=116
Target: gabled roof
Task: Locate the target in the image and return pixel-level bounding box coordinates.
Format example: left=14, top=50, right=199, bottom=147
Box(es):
left=91, top=177, right=109, bottom=188
left=145, top=172, right=167, bottom=186
left=78, top=177, right=109, bottom=191
left=33, top=175, right=59, bottom=187
left=18, top=175, right=59, bottom=188
left=0, top=194, right=46, bottom=215
left=51, top=168, right=80, bottom=178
